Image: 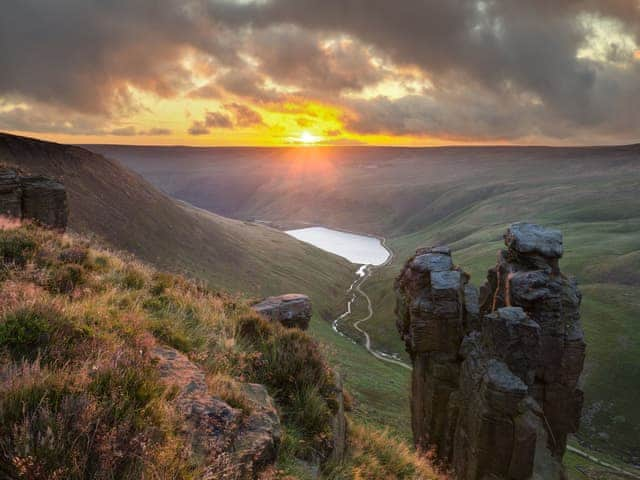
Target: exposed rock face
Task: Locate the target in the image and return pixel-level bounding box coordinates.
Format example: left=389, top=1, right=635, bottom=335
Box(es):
left=252, top=293, right=312, bottom=330
left=151, top=344, right=281, bottom=479
left=395, top=223, right=585, bottom=480
left=0, top=169, right=22, bottom=218
left=0, top=167, right=68, bottom=229
left=480, top=223, right=585, bottom=459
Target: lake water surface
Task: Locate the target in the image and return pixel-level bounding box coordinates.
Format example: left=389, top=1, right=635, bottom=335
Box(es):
left=286, top=226, right=389, bottom=265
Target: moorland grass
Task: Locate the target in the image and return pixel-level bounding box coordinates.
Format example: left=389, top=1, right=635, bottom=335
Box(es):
left=0, top=224, right=438, bottom=479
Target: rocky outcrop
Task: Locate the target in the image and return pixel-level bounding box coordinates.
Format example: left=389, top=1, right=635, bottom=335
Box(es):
left=150, top=344, right=281, bottom=479
left=395, top=223, right=585, bottom=480
left=0, top=167, right=68, bottom=229
left=252, top=293, right=312, bottom=330
left=252, top=293, right=348, bottom=465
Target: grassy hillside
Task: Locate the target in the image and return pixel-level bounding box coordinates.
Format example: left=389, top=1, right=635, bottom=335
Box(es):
left=88, top=144, right=640, bottom=463
left=0, top=133, right=355, bottom=320
left=0, top=223, right=440, bottom=480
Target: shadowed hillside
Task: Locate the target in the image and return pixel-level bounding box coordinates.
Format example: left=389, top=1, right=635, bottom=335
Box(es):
left=0, top=133, right=354, bottom=319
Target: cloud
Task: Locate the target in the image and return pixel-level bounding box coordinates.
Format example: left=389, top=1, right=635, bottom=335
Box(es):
left=188, top=121, right=210, bottom=136
left=108, top=126, right=173, bottom=136
left=187, top=83, right=223, bottom=99
left=204, top=111, right=234, bottom=129
left=188, top=104, right=264, bottom=134
left=140, top=127, right=172, bottom=136
left=1, top=0, right=639, bottom=143
left=0, top=104, right=107, bottom=135
left=109, top=126, right=137, bottom=136
left=208, top=0, right=640, bottom=143
left=246, top=25, right=384, bottom=95
left=225, top=103, right=264, bottom=127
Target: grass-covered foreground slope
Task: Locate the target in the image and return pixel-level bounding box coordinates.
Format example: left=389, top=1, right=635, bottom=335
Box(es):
left=0, top=223, right=439, bottom=480
left=0, top=133, right=354, bottom=320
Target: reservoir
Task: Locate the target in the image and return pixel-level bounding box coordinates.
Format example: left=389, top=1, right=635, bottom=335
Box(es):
left=286, top=226, right=390, bottom=265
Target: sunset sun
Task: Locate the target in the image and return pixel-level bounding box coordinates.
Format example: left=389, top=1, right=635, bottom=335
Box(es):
left=296, top=131, right=322, bottom=144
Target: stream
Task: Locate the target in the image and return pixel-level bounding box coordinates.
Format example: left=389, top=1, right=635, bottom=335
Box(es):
left=286, top=226, right=411, bottom=369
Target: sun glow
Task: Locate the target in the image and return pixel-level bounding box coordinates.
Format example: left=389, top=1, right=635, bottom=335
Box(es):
left=294, top=131, right=322, bottom=144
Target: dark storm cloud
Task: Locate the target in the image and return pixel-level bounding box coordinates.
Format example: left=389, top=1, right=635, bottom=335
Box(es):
left=208, top=0, right=640, bottom=142
left=216, top=69, right=285, bottom=103
left=247, top=25, right=384, bottom=94
left=187, top=103, right=263, bottom=135
left=0, top=0, right=239, bottom=115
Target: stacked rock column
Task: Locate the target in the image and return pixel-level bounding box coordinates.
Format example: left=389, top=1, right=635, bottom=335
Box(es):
left=396, top=223, right=585, bottom=479
left=479, top=223, right=586, bottom=457
left=395, top=246, right=477, bottom=459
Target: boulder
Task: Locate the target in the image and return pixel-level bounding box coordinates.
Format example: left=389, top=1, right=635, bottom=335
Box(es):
left=150, top=344, right=281, bottom=479
left=504, top=222, right=563, bottom=258
left=0, top=167, right=68, bottom=230
left=252, top=293, right=312, bottom=330
left=20, top=175, right=68, bottom=230
left=233, top=383, right=282, bottom=477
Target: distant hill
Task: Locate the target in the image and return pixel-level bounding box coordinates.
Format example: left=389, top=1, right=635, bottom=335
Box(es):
left=0, top=133, right=354, bottom=318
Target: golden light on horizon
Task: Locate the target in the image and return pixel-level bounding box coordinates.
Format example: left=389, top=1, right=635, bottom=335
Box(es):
left=292, top=131, right=323, bottom=145
left=635, top=50, right=640, bottom=60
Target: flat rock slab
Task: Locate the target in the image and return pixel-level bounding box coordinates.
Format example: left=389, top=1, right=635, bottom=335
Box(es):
left=504, top=222, right=563, bottom=258
left=430, top=270, right=461, bottom=291
left=252, top=293, right=312, bottom=330
left=411, top=252, right=453, bottom=273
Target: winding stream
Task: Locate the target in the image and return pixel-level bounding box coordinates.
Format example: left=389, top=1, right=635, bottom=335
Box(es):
left=286, top=226, right=411, bottom=369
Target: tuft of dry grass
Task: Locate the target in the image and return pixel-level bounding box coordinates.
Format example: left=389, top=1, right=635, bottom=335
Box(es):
left=327, top=423, right=444, bottom=480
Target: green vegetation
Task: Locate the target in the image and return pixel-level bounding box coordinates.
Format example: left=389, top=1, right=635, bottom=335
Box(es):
left=7, top=135, right=638, bottom=472
left=365, top=200, right=640, bottom=462
left=103, top=144, right=639, bottom=465
left=0, top=224, right=438, bottom=479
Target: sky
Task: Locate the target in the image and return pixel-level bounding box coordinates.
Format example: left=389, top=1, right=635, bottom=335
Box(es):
left=1, top=0, right=639, bottom=146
